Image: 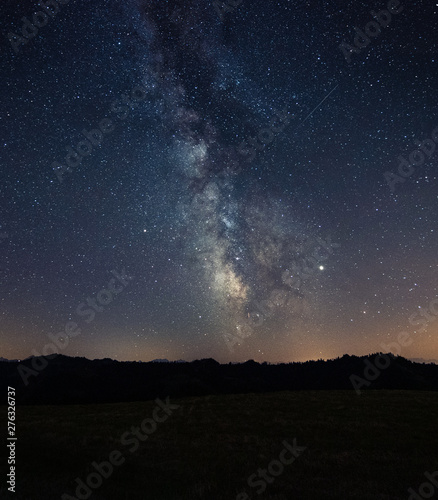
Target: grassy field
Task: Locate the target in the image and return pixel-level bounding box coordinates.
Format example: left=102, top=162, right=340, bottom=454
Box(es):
left=1, top=390, right=438, bottom=500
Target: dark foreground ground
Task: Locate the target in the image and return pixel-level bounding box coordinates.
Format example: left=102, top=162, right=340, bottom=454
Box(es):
left=1, top=390, right=438, bottom=500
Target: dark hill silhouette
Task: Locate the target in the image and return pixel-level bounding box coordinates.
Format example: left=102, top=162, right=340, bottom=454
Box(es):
left=1, top=353, right=438, bottom=404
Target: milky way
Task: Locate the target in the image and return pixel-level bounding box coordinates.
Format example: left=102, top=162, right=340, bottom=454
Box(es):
left=129, top=0, right=326, bottom=354
left=1, top=0, right=437, bottom=363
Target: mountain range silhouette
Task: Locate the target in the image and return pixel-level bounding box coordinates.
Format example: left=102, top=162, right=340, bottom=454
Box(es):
left=1, top=353, right=437, bottom=405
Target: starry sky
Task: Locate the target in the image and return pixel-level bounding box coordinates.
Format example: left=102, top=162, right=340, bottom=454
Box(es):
left=0, top=0, right=437, bottom=363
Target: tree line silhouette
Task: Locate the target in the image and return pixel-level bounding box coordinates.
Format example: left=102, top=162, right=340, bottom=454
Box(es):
left=1, top=353, right=437, bottom=405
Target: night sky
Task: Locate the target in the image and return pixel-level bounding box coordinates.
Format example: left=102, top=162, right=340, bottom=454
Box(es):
left=1, top=0, right=437, bottom=364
